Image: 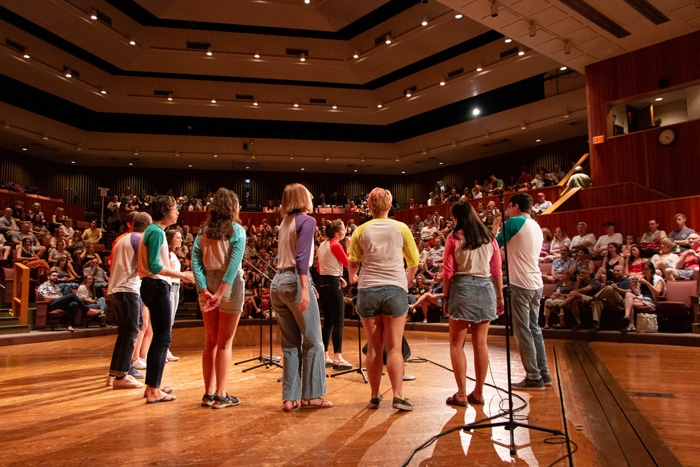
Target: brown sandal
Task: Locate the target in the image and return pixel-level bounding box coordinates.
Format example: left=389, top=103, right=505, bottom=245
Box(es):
left=301, top=398, right=334, bottom=409
left=467, top=392, right=485, bottom=405
left=445, top=393, right=468, bottom=407
left=282, top=400, right=299, bottom=412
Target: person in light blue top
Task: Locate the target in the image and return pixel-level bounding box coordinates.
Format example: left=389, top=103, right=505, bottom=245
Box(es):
left=191, top=188, right=246, bottom=409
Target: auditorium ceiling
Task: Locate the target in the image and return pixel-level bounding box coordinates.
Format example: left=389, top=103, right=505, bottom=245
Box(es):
left=0, top=0, right=698, bottom=174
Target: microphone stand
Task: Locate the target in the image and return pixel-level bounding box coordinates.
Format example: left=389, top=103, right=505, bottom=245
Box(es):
left=235, top=248, right=282, bottom=373
left=462, top=192, right=562, bottom=455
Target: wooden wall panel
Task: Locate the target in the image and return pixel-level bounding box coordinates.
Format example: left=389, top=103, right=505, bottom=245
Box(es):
left=560, top=183, right=667, bottom=211
left=179, top=211, right=360, bottom=231
left=0, top=191, right=84, bottom=221
left=586, top=31, right=700, bottom=197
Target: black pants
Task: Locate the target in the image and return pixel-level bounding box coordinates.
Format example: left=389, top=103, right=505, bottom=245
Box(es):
left=49, top=293, right=89, bottom=326
left=317, top=275, right=345, bottom=354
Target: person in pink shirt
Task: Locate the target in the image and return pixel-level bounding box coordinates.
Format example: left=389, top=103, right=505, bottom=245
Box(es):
left=442, top=202, right=504, bottom=406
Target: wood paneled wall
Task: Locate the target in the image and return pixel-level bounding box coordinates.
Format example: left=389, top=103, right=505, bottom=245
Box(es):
left=405, top=136, right=588, bottom=204
left=0, top=149, right=406, bottom=211
left=538, top=196, right=700, bottom=241
left=179, top=211, right=360, bottom=231
left=586, top=31, right=700, bottom=197
left=0, top=191, right=84, bottom=222
left=556, top=183, right=667, bottom=212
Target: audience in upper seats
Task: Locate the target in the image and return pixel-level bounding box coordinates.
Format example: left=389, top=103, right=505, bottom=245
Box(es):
left=596, top=243, right=626, bottom=282
left=639, top=219, right=667, bottom=258
left=532, top=192, right=552, bottom=215
left=552, top=164, right=566, bottom=184
left=560, top=268, right=601, bottom=330
left=0, top=208, right=19, bottom=238
left=668, top=213, right=695, bottom=252
left=651, top=238, right=679, bottom=275
left=567, top=166, right=591, bottom=189
left=543, top=245, right=575, bottom=283
left=593, top=222, right=623, bottom=258
left=664, top=233, right=700, bottom=281
left=471, top=185, right=483, bottom=199
left=12, top=222, right=47, bottom=259
left=518, top=167, right=533, bottom=186
left=570, top=222, right=596, bottom=252
left=543, top=268, right=575, bottom=329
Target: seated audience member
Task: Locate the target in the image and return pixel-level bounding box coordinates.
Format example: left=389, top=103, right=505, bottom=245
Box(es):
left=59, top=218, right=75, bottom=241
left=620, top=262, right=664, bottom=333
left=426, top=191, right=435, bottom=206
left=79, top=244, right=102, bottom=269
left=621, top=234, right=636, bottom=259
left=17, top=238, right=50, bottom=277
left=593, top=222, right=623, bottom=257
left=30, top=214, right=47, bottom=237
left=664, top=233, right=700, bottom=281
left=0, top=208, right=19, bottom=237
left=639, top=219, right=667, bottom=258
left=490, top=175, right=504, bottom=193
left=52, top=206, right=66, bottom=225
left=567, top=166, right=591, bottom=189
left=77, top=275, right=107, bottom=315
left=408, top=273, right=443, bottom=322
left=590, top=264, right=632, bottom=331
left=0, top=233, right=10, bottom=261
left=418, top=256, right=439, bottom=282
left=546, top=227, right=571, bottom=261
left=668, top=213, right=695, bottom=252
left=596, top=243, right=626, bottom=282
left=543, top=245, right=575, bottom=283
left=552, top=164, right=566, bottom=184
left=83, top=258, right=109, bottom=296
left=12, top=200, right=25, bottom=221
left=540, top=228, right=553, bottom=260
left=570, top=222, right=596, bottom=252
left=532, top=193, right=552, bottom=215
left=651, top=238, right=679, bottom=275
left=543, top=268, right=575, bottom=328
left=52, top=255, right=80, bottom=294
left=471, top=185, right=483, bottom=199
left=573, top=247, right=595, bottom=275
left=420, top=220, right=437, bottom=243
left=627, top=244, right=644, bottom=276
left=460, top=187, right=471, bottom=202
left=82, top=220, right=103, bottom=245
left=518, top=167, right=532, bottom=186
left=49, top=240, right=71, bottom=266
left=37, top=271, right=91, bottom=332
left=485, top=201, right=500, bottom=218
left=12, top=221, right=47, bottom=258
left=475, top=202, right=486, bottom=222
left=560, top=268, right=601, bottom=330
left=447, top=188, right=460, bottom=203
left=429, top=237, right=444, bottom=263
left=26, top=202, right=45, bottom=224
left=68, top=230, right=84, bottom=260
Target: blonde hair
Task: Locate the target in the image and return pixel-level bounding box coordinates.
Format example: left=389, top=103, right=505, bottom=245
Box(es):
left=368, top=187, right=392, bottom=218
left=280, top=183, right=313, bottom=217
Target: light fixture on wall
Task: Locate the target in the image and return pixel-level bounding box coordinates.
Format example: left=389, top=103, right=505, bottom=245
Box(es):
left=299, top=53, right=306, bottom=62
left=421, top=18, right=428, bottom=26
left=518, top=47, right=525, bottom=56
left=377, top=102, right=383, bottom=108
left=405, top=89, right=412, bottom=98
left=439, top=78, right=446, bottom=86
left=385, top=34, right=392, bottom=45
left=293, top=102, right=299, bottom=108
left=64, top=67, right=73, bottom=78
left=254, top=50, right=260, bottom=58
left=167, top=93, right=173, bottom=101
left=476, top=63, right=483, bottom=72
left=529, top=22, right=537, bottom=37
left=332, top=103, right=338, bottom=109
left=490, top=2, right=498, bottom=17
left=90, top=9, right=98, bottom=20
left=352, top=50, right=359, bottom=59
left=211, top=98, right=217, bottom=104
left=206, top=47, right=213, bottom=56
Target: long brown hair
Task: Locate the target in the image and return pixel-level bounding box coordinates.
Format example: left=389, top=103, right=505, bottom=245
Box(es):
left=201, top=187, right=240, bottom=240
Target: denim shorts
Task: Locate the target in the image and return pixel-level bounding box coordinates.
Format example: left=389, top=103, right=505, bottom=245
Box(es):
left=356, top=285, right=408, bottom=319
left=198, top=269, right=244, bottom=314
left=448, top=275, right=497, bottom=323
left=679, top=269, right=695, bottom=280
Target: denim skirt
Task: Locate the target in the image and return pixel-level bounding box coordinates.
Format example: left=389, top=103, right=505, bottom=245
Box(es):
left=448, top=275, right=497, bottom=322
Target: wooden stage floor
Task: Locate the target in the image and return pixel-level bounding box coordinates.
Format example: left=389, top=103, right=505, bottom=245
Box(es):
left=1, top=326, right=696, bottom=466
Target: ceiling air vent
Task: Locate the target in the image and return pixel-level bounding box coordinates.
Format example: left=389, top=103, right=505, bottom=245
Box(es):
left=310, top=98, right=326, bottom=104
left=447, top=68, right=464, bottom=79
left=5, top=39, right=25, bottom=52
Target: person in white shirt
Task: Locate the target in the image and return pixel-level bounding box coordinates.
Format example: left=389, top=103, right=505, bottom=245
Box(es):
left=593, top=222, right=623, bottom=257
left=532, top=193, right=552, bottom=215
left=571, top=222, right=596, bottom=253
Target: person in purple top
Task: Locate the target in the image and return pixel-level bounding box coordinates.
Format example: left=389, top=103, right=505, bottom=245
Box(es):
left=271, top=183, right=333, bottom=411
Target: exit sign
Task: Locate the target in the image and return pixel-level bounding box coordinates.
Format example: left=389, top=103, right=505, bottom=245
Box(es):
left=593, top=135, right=605, bottom=144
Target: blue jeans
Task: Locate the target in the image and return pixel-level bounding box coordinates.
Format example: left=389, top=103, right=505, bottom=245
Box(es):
left=270, top=271, right=326, bottom=400
left=141, top=278, right=172, bottom=388
left=109, top=292, right=142, bottom=376
left=356, top=285, right=408, bottom=319
left=87, top=297, right=106, bottom=311
left=509, top=285, right=549, bottom=381
left=49, top=292, right=90, bottom=326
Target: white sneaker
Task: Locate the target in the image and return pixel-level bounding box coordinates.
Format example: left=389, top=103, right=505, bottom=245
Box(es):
left=132, top=358, right=147, bottom=370
left=106, top=375, right=115, bottom=387
left=113, top=375, right=144, bottom=389
left=166, top=350, right=180, bottom=362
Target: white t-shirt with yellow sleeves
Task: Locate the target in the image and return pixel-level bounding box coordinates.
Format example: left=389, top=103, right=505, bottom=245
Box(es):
left=348, top=218, right=419, bottom=292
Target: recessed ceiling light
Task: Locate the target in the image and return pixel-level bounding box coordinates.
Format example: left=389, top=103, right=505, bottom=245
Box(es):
left=401, top=171, right=405, bottom=174
left=352, top=51, right=359, bottom=59
left=129, top=162, right=133, bottom=166
left=293, top=102, right=299, bottom=108
left=439, top=162, right=443, bottom=165
left=167, top=93, right=173, bottom=101
left=504, top=38, right=512, bottom=43
left=299, top=53, right=306, bottom=62
left=301, top=168, right=305, bottom=171
left=536, top=139, right=541, bottom=142
left=377, top=102, right=383, bottom=108
left=101, top=89, right=108, bottom=95
left=129, top=40, right=136, bottom=46
left=253, top=100, right=259, bottom=106
left=385, top=34, right=392, bottom=45
left=213, top=153, right=218, bottom=158
left=206, top=48, right=213, bottom=56
left=476, top=63, right=483, bottom=72
left=90, top=10, right=98, bottom=20
left=332, top=104, right=337, bottom=109
left=22, top=147, right=27, bottom=151
left=354, top=169, right=358, bottom=172
left=211, top=98, right=216, bottom=104
left=560, top=66, right=567, bottom=71
left=655, top=97, right=663, bottom=101
left=188, top=164, right=193, bottom=167
left=304, top=0, right=310, bottom=4
left=518, top=48, right=525, bottom=56
left=23, top=53, right=30, bottom=59
left=246, top=166, right=249, bottom=169
left=455, top=13, right=463, bottom=19
left=439, top=79, right=446, bottom=86
left=254, top=50, right=260, bottom=59
left=472, top=108, right=480, bottom=116
left=421, top=18, right=428, bottom=26
left=71, top=161, right=76, bottom=164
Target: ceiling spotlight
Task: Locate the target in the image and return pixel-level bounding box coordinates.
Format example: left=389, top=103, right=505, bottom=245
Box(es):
left=451, top=139, right=457, bottom=147
left=504, top=38, right=512, bottom=43
left=76, top=146, right=82, bottom=151
left=332, top=103, right=338, bottom=109
left=213, top=152, right=218, bottom=158
left=484, top=130, right=490, bottom=139
left=175, top=151, right=180, bottom=156
left=299, top=53, right=306, bottom=62
left=253, top=99, right=259, bottom=106
left=167, top=93, right=173, bottom=101
left=293, top=102, right=299, bottom=108
left=206, top=48, right=213, bottom=56
left=560, top=66, right=567, bottom=71
left=439, top=162, right=443, bottom=165
left=536, top=139, right=541, bottom=142
left=23, top=53, right=30, bottom=59
left=254, top=50, right=260, bottom=59
left=129, top=40, right=136, bottom=46
left=521, top=122, right=527, bottom=130
left=301, top=168, right=305, bottom=171
left=325, top=155, right=330, bottom=161
left=211, top=98, right=217, bottom=104
left=439, top=78, right=446, bottom=86
left=401, top=171, right=406, bottom=174
left=246, top=166, right=250, bottom=169
left=422, top=148, right=427, bottom=155
left=377, top=102, right=383, bottom=108
left=71, top=161, right=76, bottom=164
left=188, top=164, right=193, bottom=167
left=385, top=34, right=392, bottom=45
left=2, top=121, right=9, bottom=129
left=421, top=18, right=428, bottom=26
left=563, top=111, right=570, bottom=119
left=90, top=9, right=98, bottom=20
left=100, top=89, right=108, bottom=94
left=455, top=13, right=463, bottom=19
left=405, top=89, right=412, bottom=98
left=395, top=156, right=400, bottom=162
left=354, top=169, right=358, bottom=173
left=64, top=67, right=72, bottom=78
left=42, top=134, right=48, bottom=140
left=22, top=147, right=27, bottom=151
left=129, top=162, right=133, bottom=166
left=490, top=2, right=498, bottom=17
left=352, top=51, right=359, bottom=59
left=564, top=42, right=571, bottom=55
left=361, top=155, right=365, bottom=162
left=655, top=97, right=663, bottom=102
left=472, top=108, right=480, bottom=116
left=518, top=47, right=525, bottom=56
left=289, top=154, right=294, bottom=160
left=134, top=149, right=139, bottom=156
left=304, top=0, right=310, bottom=4
left=529, top=22, right=537, bottom=37
left=476, top=63, right=483, bottom=72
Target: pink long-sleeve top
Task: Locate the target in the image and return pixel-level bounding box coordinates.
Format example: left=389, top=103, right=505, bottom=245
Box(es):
left=442, top=231, right=503, bottom=281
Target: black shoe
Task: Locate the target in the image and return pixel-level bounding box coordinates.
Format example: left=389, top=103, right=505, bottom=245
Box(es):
left=212, top=393, right=240, bottom=409
left=512, top=378, right=545, bottom=391
left=368, top=395, right=383, bottom=409
left=392, top=397, right=414, bottom=411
